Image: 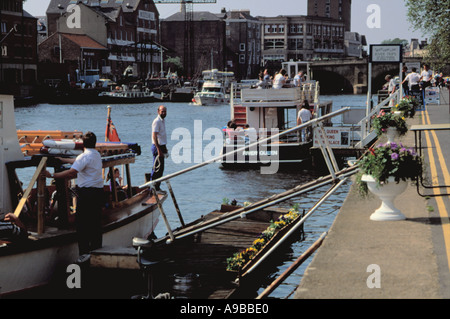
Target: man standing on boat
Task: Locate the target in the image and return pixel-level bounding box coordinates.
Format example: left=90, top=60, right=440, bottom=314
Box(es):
left=43, top=131, right=104, bottom=263
left=297, top=101, right=312, bottom=142
left=150, top=105, right=168, bottom=193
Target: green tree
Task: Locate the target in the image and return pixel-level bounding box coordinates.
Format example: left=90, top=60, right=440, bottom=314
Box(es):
left=405, top=0, right=450, bottom=70
left=381, top=38, right=409, bottom=46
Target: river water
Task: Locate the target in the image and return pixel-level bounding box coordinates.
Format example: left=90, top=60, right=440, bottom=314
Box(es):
left=13, top=94, right=368, bottom=299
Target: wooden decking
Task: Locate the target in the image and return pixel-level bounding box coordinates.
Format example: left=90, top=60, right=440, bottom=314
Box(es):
left=91, top=206, right=303, bottom=299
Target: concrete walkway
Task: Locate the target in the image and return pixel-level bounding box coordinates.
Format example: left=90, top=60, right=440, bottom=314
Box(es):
left=294, top=92, right=450, bottom=299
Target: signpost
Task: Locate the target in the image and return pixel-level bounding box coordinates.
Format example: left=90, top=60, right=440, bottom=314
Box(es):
left=367, top=44, right=403, bottom=116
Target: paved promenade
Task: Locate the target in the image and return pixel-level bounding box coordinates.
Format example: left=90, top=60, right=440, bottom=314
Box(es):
left=294, top=91, right=450, bottom=299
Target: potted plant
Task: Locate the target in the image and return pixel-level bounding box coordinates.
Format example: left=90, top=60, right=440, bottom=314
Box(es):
left=394, top=96, right=418, bottom=118
left=355, top=142, right=423, bottom=221
left=372, top=110, right=408, bottom=143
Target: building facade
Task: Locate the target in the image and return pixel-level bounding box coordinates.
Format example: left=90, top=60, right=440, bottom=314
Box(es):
left=0, top=0, right=38, bottom=97
left=161, top=11, right=226, bottom=79
left=45, top=0, right=161, bottom=81
left=223, top=10, right=262, bottom=80
left=308, top=0, right=352, bottom=32
left=259, top=15, right=346, bottom=66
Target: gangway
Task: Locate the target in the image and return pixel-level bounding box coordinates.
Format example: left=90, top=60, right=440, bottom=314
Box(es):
left=138, top=107, right=357, bottom=245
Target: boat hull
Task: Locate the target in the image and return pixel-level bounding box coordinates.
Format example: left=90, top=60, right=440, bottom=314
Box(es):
left=221, top=141, right=312, bottom=168
left=193, top=96, right=229, bottom=106
left=0, top=192, right=162, bottom=296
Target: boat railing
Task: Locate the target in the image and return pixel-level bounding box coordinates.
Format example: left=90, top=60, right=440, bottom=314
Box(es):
left=139, top=106, right=351, bottom=243
left=356, top=90, right=401, bottom=148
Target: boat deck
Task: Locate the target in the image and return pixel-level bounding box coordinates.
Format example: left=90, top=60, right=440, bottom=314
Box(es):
left=90, top=206, right=303, bottom=299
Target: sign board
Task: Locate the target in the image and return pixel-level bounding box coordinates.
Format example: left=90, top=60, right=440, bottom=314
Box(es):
left=370, top=44, right=402, bottom=63
left=424, top=87, right=440, bottom=105
left=313, top=127, right=351, bottom=148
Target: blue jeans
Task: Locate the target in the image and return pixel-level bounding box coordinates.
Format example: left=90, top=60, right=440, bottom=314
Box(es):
left=151, top=144, right=167, bottom=190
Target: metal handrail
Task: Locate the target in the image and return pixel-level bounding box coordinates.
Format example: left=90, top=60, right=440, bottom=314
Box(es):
left=139, top=106, right=351, bottom=190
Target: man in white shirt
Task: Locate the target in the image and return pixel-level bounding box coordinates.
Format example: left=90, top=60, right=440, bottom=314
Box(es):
left=420, top=64, right=433, bottom=89
left=293, top=71, right=304, bottom=87
left=297, top=101, right=313, bottom=142
left=44, top=131, right=104, bottom=261
left=150, top=105, right=168, bottom=192
left=402, top=68, right=420, bottom=92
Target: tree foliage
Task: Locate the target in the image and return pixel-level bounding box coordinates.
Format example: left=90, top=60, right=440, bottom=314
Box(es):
left=405, top=0, right=450, bottom=70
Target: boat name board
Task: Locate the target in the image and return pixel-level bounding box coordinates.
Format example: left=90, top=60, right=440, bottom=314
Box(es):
left=313, top=127, right=351, bottom=148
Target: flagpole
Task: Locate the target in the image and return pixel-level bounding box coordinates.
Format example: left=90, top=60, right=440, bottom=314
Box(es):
left=106, top=105, right=112, bottom=142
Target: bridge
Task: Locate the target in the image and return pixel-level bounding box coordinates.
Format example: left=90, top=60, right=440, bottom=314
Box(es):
left=309, top=57, right=425, bottom=95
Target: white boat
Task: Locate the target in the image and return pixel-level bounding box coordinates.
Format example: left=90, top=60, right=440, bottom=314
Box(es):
left=221, top=82, right=333, bottom=168
left=192, top=69, right=235, bottom=106
left=0, top=95, right=166, bottom=296
left=192, top=80, right=230, bottom=106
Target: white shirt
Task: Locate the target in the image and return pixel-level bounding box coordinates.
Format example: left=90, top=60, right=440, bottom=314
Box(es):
left=298, top=108, right=312, bottom=123
left=405, top=72, right=420, bottom=86
left=272, top=74, right=285, bottom=89
left=71, top=148, right=103, bottom=188
left=152, top=115, right=167, bottom=145
left=293, top=74, right=303, bottom=87
left=421, top=69, right=432, bottom=82
left=388, top=79, right=396, bottom=93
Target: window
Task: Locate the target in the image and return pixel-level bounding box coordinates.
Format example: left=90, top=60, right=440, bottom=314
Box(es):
left=239, top=43, right=245, bottom=51
left=239, top=54, right=245, bottom=64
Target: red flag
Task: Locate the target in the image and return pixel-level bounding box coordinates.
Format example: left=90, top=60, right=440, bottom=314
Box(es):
left=105, top=116, right=121, bottom=142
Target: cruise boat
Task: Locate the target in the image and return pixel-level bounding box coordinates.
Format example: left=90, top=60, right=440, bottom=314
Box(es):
left=221, top=82, right=333, bottom=169
left=0, top=95, right=166, bottom=296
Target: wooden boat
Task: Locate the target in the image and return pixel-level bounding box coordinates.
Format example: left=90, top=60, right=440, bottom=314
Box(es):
left=221, top=82, right=333, bottom=168
left=0, top=95, right=165, bottom=296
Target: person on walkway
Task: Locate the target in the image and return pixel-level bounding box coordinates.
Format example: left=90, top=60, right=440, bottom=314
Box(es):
left=402, top=67, right=420, bottom=93
left=385, top=75, right=397, bottom=106
left=401, top=66, right=409, bottom=96
left=44, top=131, right=104, bottom=262
left=420, top=64, right=433, bottom=89
left=150, top=105, right=168, bottom=192
left=273, top=69, right=287, bottom=89
left=297, top=100, right=313, bottom=142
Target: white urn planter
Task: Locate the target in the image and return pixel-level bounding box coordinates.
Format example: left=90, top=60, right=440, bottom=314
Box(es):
left=385, top=127, right=400, bottom=144
left=361, top=174, right=407, bottom=221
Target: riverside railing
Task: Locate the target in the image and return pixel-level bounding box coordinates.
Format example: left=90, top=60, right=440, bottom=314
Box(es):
left=139, top=107, right=351, bottom=243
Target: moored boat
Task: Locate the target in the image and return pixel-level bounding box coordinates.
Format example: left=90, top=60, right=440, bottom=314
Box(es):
left=0, top=95, right=165, bottom=296
left=192, top=80, right=230, bottom=106
left=221, top=81, right=333, bottom=168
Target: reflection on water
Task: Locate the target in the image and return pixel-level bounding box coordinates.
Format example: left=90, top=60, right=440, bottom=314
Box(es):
left=13, top=95, right=362, bottom=298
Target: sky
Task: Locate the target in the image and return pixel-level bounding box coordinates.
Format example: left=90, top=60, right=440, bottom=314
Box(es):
left=23, top=0, right=428, bottom=45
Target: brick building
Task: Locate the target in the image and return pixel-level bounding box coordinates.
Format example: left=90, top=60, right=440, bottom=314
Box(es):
left=0, top=0, right=38, bottom=97
left=308, top=0, right=352, bottom=32
left=44, top=0, right=161, bottom=81
left=223, top=10, right=261, bottom=80
left=161, top=11, right=226, bottom=79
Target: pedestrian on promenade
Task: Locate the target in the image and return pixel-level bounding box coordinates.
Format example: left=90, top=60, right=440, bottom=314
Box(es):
left=385, top=75, right=396, bottom=106
left=402, top=67, right=420, bottom=93
left=402, top=66, right=409, bottom=96
left=43, top=131, right=104, bottom=262
left=420, top=64, right=433, bottom=89
left=150, top=105, right=168, bottom=192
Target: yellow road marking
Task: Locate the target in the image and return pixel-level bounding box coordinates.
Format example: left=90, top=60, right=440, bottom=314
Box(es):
left=422, top=107, right=450, bottom=271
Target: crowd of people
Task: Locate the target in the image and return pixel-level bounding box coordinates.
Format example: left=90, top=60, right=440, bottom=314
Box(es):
left=256, top=68, right=307, bottom=89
